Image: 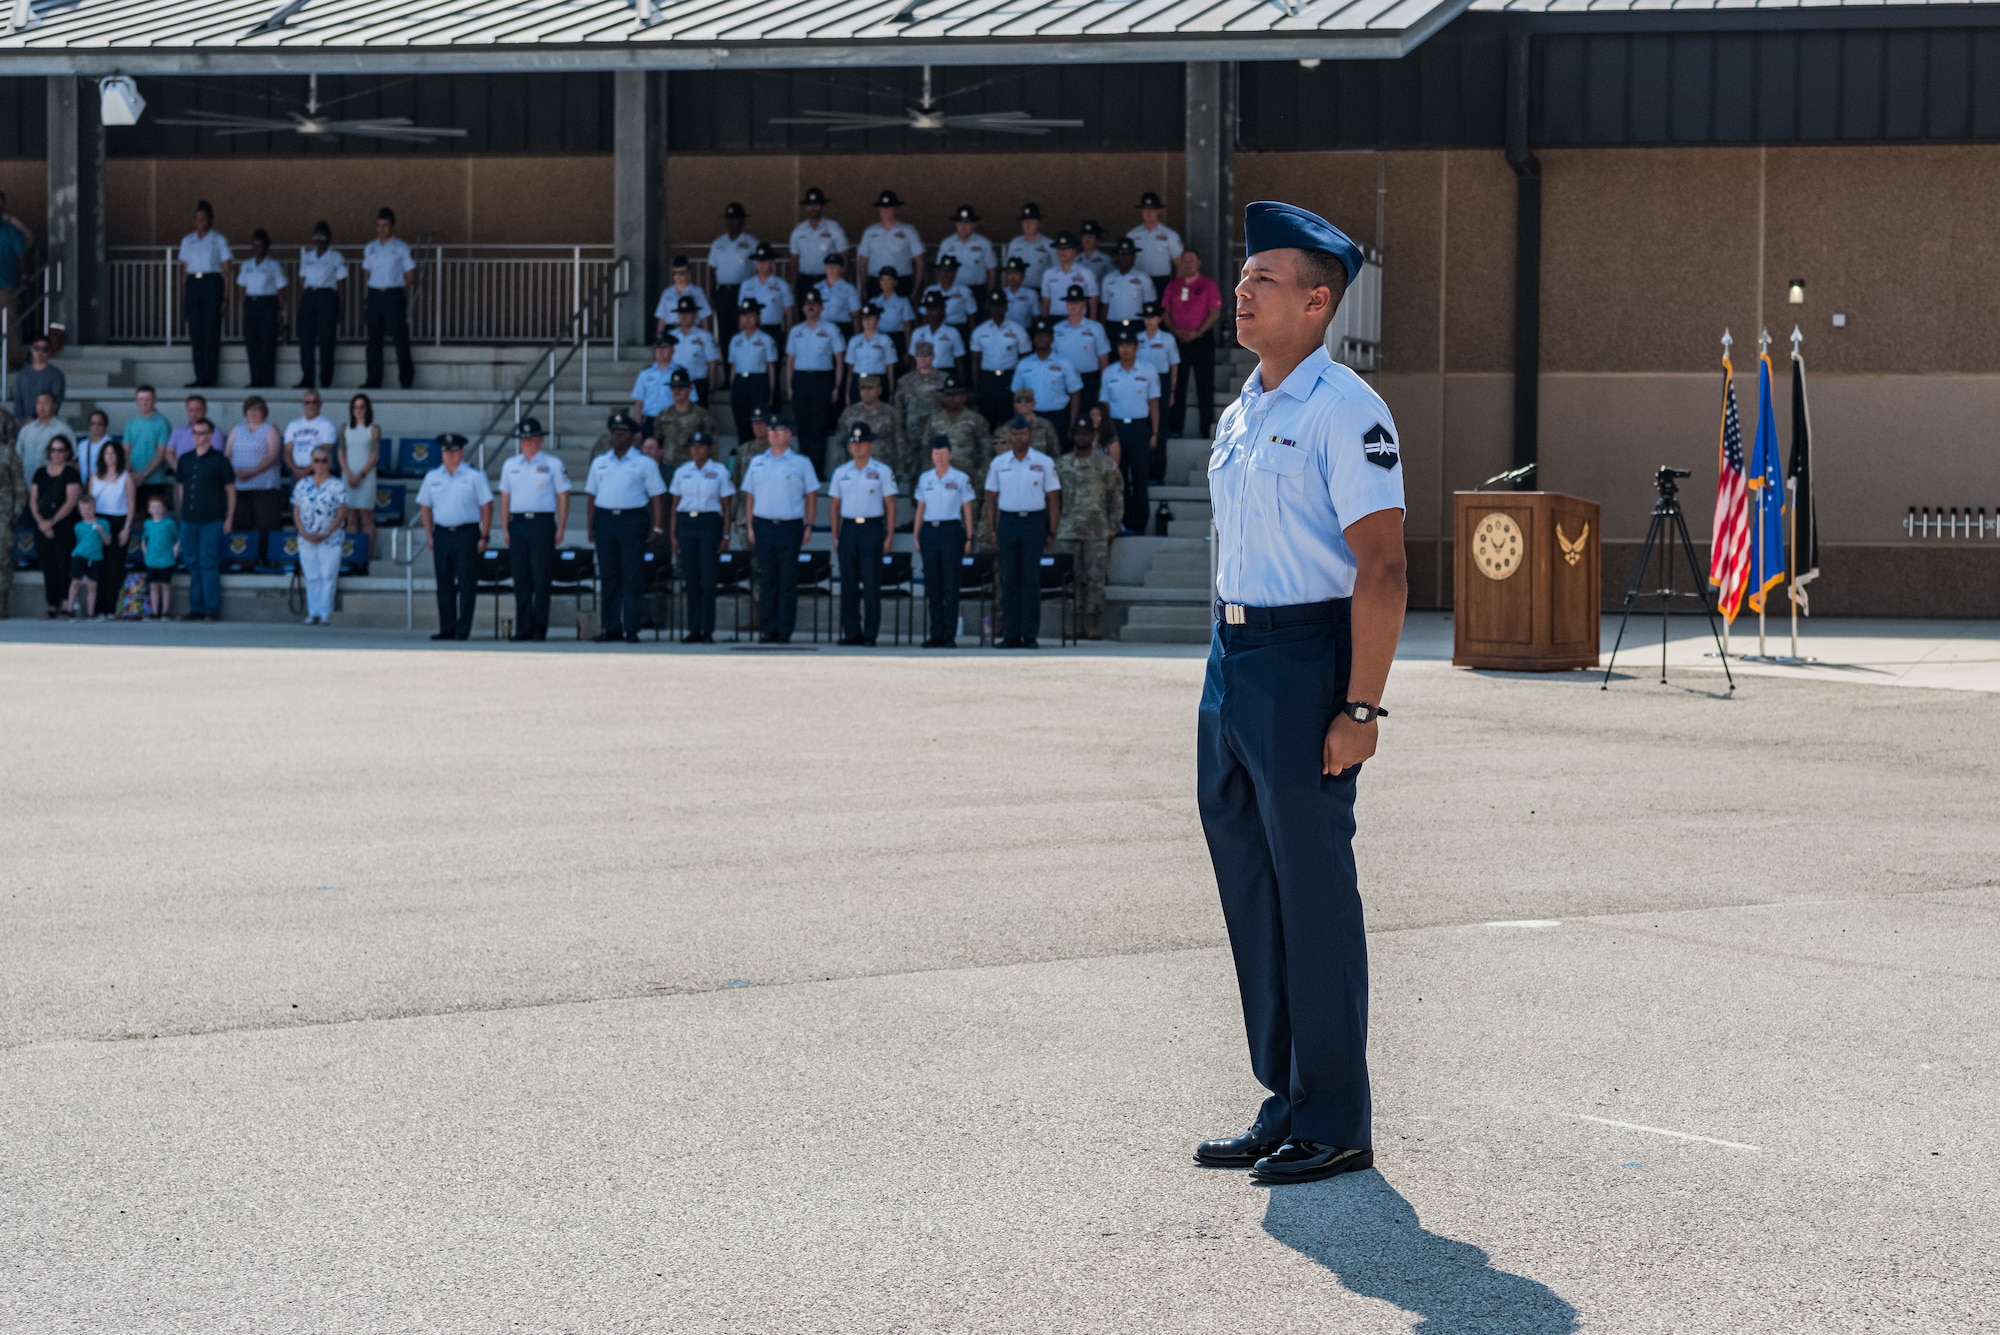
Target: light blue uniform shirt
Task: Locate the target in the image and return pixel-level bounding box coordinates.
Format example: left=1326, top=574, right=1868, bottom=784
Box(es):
left=654, top=282, right=713, bottom=325
left=362, top=237, right=415, bottom=289
left=668, top=325, right=720, bottom=378
left=1137, top=328, right=1181, bottom=379
left=811, top=277, right=862, bottom=325
left=922, top=281, right=978, bottom=326
left=969, top=319, right=1030, bottom=374
left=728, top=329, right=778, bottom=376
left=1009, top=354, right=1081, bottom=411
left=1001, top=284, right=1038, bottom=332
left=858, top=221, right=923, bottom=278
left=1209, top=348, right=1405, bottom=607
left=1099, top=361, right=1161, bottom=422
left=498, top=450, right=571, bottom=513
left=416, top=462, right=493, bottom=526
left=985, top=448, right=1062, bottom=511
left=178, top=230, right=231, bottom=275
left=913, top=466, right=974, bottom=522
left=585, top=448, right=668, bottom=510
left=871, top=293, right=914, bottom=334
left=827, top=459, right=898, bottom=518
left=742, top=449, right=820, bottom=520
left=1039, top=262, right=1099, bottom=310
left=908, top=323, right=964, bottom=366
left=630, top=364, right=686, bottom=415
left=1078, top=248, right=1114, bottom=284
left=707, top=233, right=759, bottom=286
left=844, top=331, right=897, bottom=378
left=1005, top=234, right=1055, bottom=288
left=237, top=256, right=287, bottom=298
left=299, top=247, right=348, bottom=289
left=670, top=459, right=736, bottom=514
left=738, top=274, right=793, bottom=329
left=936, top=233, right=997, bottom=286
left=785, top=320, right=842, bottom=372
left=1051, top=318, right=1111, bottom=377
left=789, top=219, right=850, bottom=277
left=1100, top=269, right=1157, bottom=323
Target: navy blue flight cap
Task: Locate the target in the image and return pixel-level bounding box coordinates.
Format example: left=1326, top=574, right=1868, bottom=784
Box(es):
left=1242, top=200, right=1364, bottom=284
left=689, top=431, right=715, bottom=448
left=605, top=411, right=641, bottom=432
left=1007, top=414, right=1033, bottom=430
left=653, top=329, right=678, bottom=347
left=847, top=422, right=876, bottom=443
left=930, top=434, right=953, bottom=452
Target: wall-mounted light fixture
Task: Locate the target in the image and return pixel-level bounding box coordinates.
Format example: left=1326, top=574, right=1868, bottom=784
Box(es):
left=1787, top=278, right=1805, bottom=305
left=1298, top=58, right=1322, bottom=69
left=98, top=75, right=145, bottom=127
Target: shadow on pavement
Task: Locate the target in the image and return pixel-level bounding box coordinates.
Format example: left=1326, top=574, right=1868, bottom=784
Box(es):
left=1263, top=1171, right=1578, bottom=1335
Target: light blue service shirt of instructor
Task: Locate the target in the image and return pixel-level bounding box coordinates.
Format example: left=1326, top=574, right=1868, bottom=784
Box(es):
left=585, top=449, right=668, bottom=510
left=743, top=449, right=820, bottom=519
left=1208, top=345, right=1405, bottom=607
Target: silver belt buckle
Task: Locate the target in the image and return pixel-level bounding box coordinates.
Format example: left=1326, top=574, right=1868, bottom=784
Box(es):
left=1224, top=603, right=1246, bottom=625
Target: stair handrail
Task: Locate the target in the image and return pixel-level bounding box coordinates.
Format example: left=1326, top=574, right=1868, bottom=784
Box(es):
left=1, top=257, right=61, bottom=410
left=468, top=256, right=630, bottom=471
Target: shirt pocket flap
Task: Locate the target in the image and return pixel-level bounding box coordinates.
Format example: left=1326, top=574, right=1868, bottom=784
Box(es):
left=1249, top=440, right=1309, bottom=479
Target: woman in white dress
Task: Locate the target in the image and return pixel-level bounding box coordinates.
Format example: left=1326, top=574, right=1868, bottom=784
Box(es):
left=342, top=392, right=382, bottom=541
left=88, top=438, right=137, bottom=615
left=290, top=445, right=348, bottom=625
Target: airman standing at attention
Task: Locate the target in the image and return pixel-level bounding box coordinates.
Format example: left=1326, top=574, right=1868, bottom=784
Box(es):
left=724, top=300, right=779, bottom=445
left=870, top=265, right=916, bottom=359
left=1100, top=324, right=1163, bottom=533
left=496, top=417, right=571, bottom=642
left=1005, top=204, right=1056, bottom=291
left=911, top=435, right=975, bottom=647
left=1136, top=300, right=1182, bottom=427
left=1055, top=417, right=1124, bottom=640
left=857, top=190, right=924, bottom=297
left=894, top=343, right=950, bottom=476
left=740, top=413, right=819, bottom=644
left=668, top=430, right=735, bottom=644
left=667, top=296, right=723, bottom=401
left=738, top=245, right=795, bottom=344
left=1040, top=234, right=1101, bottom=319
left=843, top=304, right=899, bottom=403
left=835, top=375, right=900, bottom=480
left=789, top=187, right=849, bottom=306
left=810, top=252, right=863, bottom=342
left=1011, top=319, right=1082, bottom=440
left=936, top=205, right=998, bottom=308
left=992, top=386, right=1061, bottom=465
left=827, top=422, right=898, bottom=646
left=969, top=291, right=1032, bottom=428
left=1051, top=287, right=1112, bottom=416
left=997, top=257, right=1038, bottom=333
left=655, top=255, right=715, bottom=338
left=1075, top=220, right=1113, bottom=286
left=923, top=255, right=979, bottom=344
left=653, top=370, right=719, bottom=473
left=982, top=415, right=1061, bottom=650
left=1101, top=239, right=1158, bottom=325
left=707, top=203, right=758, bottom=319
left=910, top=295, right=967, bottom=382
left=1127, top=190, right=1185, bottom=285
left=784, top=292, right=844, bottom=474
left=630, top=332, right=683, bottom=426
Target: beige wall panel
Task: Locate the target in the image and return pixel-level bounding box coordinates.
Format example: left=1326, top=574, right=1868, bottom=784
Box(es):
left=1801, top=374, right=2000, bottom=540
left=1444, top=372, right=1516, bottom=495
left=1370, top=372, right=1512, bottom=541
left=1377, top=372, right=1443, bottom=538
left=1765, top=146, right=2000, bottom=375
left=1540, top=148, right=1761, bottom=374
left=466, top=157, right=612, bottom=243
left=0, top=162, right=46, bottom=236
left=1538, top=372, right=1721, bottom=538
left=1442, top=152, right=1515, bottom=374
left=666, top=154, right=1184, bottom=253
left=105, top=160, right=154, bottom=246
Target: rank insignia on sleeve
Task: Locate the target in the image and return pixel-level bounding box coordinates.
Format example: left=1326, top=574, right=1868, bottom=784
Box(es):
left=1362, top=423, right=1399, bottom=470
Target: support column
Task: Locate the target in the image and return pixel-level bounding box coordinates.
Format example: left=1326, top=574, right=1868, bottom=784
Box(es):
left=1184, top=62, right=1234, bottom=279
left=46, top=76, right=106, bottom=344
left=1505, top=36, right=1541, bottom=485
left=613, top=70, right=666, bottom=357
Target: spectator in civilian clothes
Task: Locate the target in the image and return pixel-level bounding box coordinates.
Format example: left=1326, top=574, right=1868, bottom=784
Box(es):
left=64, top=495, right=110, bottom=619
left=168, top=394, right=206, bottom=461
left=226, top=396, right=284, bottom=534
left=16, top=391, right=73, bottom=481
left=290, top=443, right=348, bottom=625
left=87, top=438, right=136, bottom=616
left=9, top=333, right=63, bottom=421
left=342, top=394, right=381, bottom=539
left=139, top=495, right=178, bottom=620
left=123, top=386, right=175, bottom=511
left=1164, top=247, right=1223, bottom=438
left=29, top=436, right=81, bottom=617
left=174, top=419, right=235, bottom=621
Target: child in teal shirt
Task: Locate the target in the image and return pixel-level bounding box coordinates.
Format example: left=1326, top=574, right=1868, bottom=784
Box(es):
left=140, top=495, right=179, bottom=620
left=67, top=497, right=111, bottom=619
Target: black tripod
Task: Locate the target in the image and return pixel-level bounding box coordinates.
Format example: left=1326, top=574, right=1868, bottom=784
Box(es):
left=1602, top=466, right=1735, bottom=691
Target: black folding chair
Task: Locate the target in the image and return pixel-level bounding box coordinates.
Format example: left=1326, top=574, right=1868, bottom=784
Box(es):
left=640, top=542, right=676, bottom=640
left=714, top=548, right=753, bottom=641
left=549, top=546, right=597, bottom=639
left=877, top=550, right=916, bottom=645
left=475, top=545, right=514, bottom=639
left=1036, top=550, right=1078, bottom=646
left=796, top=549, right=835, bottom=642
left=956, top=551, right=997, bottom=645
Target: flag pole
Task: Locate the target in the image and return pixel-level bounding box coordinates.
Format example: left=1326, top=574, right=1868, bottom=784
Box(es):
left=1718, top=329, right=1732, bottom=661
left=1788, top=325, right=1802, bottom=661
left=1757, top=328, right=1770, bottom=659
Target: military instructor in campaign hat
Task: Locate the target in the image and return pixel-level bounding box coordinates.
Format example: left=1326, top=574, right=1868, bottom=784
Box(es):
left=1193, top=201, right=1406, bottom=1186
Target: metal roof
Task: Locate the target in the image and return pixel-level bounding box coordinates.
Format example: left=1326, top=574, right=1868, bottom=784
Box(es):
left=0, top=0, right=1476, bottom=73
left=1471, top=0, right=2000, bottom=11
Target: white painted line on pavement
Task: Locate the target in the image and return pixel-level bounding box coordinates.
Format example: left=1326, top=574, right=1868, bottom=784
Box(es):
left=1484, top=919, right=1561, bottom=928
left=1571, top=1113, right=1762, bottom=1152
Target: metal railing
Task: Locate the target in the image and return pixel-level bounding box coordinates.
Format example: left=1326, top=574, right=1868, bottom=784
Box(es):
left=471, top=256, right=632, bottom=470
left=106, top=244, right=623, bottom=347
left=1, top=259, right=60, bottom=410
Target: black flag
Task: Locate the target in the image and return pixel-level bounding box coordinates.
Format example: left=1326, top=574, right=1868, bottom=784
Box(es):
left=1788, top=347, right=1820, bottom=612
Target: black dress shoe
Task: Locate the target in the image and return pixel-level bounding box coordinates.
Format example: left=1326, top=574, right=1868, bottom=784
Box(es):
left=1249, top=1141, right=1374, bottom=1185
left=996, top=637, right=1022, bottom=649
left=592, top=631, right=621, bottom=643
left=509, top=631, right=533, bottom=642
left=1022, top=638, right=1041, bottom=649
left=623, top=632, right=642, bottom=643
left=430, top=631, right=453, bottom=640
left=1194, top=1129, right=1286, bottom=1169
left=836, top=634, right=864, bottom=646
left=293, top=379, right=315, bottom=390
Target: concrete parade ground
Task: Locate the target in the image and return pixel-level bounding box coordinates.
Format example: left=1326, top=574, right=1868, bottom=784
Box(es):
left=2, top=619, right=1996, bottom=1333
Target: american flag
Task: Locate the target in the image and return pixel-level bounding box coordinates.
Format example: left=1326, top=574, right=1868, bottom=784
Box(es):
left=1708, top=356, right=1750, bottom=624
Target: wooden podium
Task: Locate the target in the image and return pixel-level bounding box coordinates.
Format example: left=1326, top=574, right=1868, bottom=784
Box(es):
left=1452, top=491, right=1601, bottom=670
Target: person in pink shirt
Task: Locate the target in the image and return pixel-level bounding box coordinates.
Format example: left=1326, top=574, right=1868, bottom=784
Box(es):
left=1163, top=248, right=1224, bottom=438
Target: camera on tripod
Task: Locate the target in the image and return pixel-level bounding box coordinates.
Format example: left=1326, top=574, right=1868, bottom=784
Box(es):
left=1654, top=465, right=1692, bottom=499
left=1603, top=464, right=1735, bottom=690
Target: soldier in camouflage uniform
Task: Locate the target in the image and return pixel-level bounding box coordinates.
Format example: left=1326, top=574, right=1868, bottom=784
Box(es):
left=892, top=342, right=949, bottom=482
left=650, top=370, right=718, bottom=474
left=1054, top=418, right=1124, bottom=639
left=834, top=375, right=899, bottom=481
left=0, top=420, right=24, bottom=618
left=921, top=379, right=990, bottom=546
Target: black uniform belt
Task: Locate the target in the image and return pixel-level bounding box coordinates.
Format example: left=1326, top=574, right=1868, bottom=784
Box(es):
left=1214, top=598, right=1351, bottom=628
left=1114, top=416, right=1145, bottom=424
left=1001, top=508, right=1044, bottom=516
left=846, top=515, right=878, bottom=524
left=600, top=508, right=645, bottom=516
left=512, top=511, right=552, bottom=519
left=438, top=522, right=479, bottom=532
left=925, top=520, right=962, bottom=527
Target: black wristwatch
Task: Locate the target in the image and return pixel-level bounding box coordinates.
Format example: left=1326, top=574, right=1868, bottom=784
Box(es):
left=1340, top=701, right=1388, bottom=724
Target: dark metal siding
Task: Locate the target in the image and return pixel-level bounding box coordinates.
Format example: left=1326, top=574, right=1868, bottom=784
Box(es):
left=1237, top=36, right=1510, bottom=149
left=0, top=78, right=49, bottom=158
left=665, top=64, right=1185, bottom=154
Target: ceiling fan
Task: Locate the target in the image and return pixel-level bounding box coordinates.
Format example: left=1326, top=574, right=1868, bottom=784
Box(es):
left=155, top=73, right=468, bottom=144
left=771, top=65, right=1084, bottom=136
